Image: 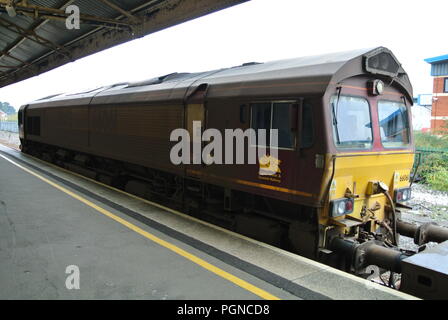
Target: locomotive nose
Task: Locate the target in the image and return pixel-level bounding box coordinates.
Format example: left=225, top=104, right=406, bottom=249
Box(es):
left=328, top=153, right=414, bottom=233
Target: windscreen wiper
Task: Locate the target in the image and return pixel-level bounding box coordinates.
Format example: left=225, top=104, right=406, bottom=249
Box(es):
left=332, top=87, right=342, bottom=144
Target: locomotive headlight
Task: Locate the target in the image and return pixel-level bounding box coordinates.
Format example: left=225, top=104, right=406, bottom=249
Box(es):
left=368, top=79, right=384, bottom=96
left=331, top=198, right=355, bottom=217
left=337, top=202, right=346, bottom=215
left=375, top=80, right=384, bottom=95
left=402, top=189, right=410, bottom=201
left=394, top=187, right=411, bottom=203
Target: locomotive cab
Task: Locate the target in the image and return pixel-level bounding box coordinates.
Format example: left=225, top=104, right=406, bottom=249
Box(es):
left=318, top=48, right=417, bottom=273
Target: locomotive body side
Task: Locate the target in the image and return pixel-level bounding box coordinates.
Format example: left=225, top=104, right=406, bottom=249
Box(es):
left=21, top=48, right=443, bottom=282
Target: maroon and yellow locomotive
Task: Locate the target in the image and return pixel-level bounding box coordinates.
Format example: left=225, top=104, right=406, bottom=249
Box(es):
left=19, top=47, right=448, bottom=298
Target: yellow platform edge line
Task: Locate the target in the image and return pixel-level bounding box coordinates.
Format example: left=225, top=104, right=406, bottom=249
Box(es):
left=0, top=153, right=280, bottom=300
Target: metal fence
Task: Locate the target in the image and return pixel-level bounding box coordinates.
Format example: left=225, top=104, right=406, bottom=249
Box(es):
left=415, top=146, right=448, bottom=167
left=0, top=121, right=18, bottom=133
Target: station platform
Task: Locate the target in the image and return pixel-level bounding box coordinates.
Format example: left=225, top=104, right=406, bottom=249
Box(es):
left=0, top=144, right=417, bottom=300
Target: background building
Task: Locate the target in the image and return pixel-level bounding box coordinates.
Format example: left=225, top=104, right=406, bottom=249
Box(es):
left=412, top=95, right=431, bottom=131
left=425, top=54, right=448, bottom=133
left=0, top=110, right=7, bottom=121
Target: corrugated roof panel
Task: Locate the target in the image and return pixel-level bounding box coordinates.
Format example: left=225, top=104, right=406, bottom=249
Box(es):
left=114, top=0, right=152, bottom=12
left=431, top=62, right=448, bottom=77
left=37, top=20, right=95, bottom=46
left=0, top=28, right=17, bottom=45
left=0, top=14, right=33, bottom=29
left=29, top=0, right=66, bottom=8
left=75, top=0, right=120, bottom=19
left=0, top=55, right=19, bottom=66
left=20, top=38, right=53, bottom=59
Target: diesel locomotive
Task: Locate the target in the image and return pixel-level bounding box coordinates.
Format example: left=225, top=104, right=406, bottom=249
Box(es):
left=18, top=47, right=448, bottom=298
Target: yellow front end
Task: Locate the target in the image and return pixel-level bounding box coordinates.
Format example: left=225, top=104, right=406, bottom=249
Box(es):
left=319, top=151, right=415, bottom=239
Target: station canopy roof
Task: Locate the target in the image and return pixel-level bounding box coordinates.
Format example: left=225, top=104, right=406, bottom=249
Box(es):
left=0, top=0, right=247, bottom=88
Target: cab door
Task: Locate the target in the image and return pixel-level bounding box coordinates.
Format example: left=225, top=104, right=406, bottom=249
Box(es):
left=18, top=104, right=28, bottom=141
left=185, top=84, right=208, bottom=178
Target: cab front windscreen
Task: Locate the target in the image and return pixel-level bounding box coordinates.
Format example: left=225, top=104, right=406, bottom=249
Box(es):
left=378, top=100, right=410, bottom=148
left=331, top=95, right=373, bottom=149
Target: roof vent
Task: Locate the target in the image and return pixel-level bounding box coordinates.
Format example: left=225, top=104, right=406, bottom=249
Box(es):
left=242, top=62, right=262, bottom=67
left=127, top=72, right=189, bottom=88
left=36, top=93, right=64, bottom=101
left=231, top=62, right=262, bottom=69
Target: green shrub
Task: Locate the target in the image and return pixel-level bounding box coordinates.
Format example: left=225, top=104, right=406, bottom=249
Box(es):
left=418, top=152, right=448, bottom=176
left=415, top=150, right=448, bottom=191
left=413, top=132, right=448, bottom=190
left=426, top=166, right=448, bottom=191
left=6, top=113, right=17, bottom=121
left=414, top=131, right=448, bottom=149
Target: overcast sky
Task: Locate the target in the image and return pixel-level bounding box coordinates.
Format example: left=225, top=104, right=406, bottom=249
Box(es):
left=0, top=0, right=446, bottom=110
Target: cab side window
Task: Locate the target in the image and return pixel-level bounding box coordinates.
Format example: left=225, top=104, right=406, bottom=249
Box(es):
left=251, top=102, right=271, bottom=145
left=251, top=102, right=295, bottom=149
left=301, top=103, right=313, bottom=148
left=251, top=101, right=313, bottom=149
left=272, top=102, right=295, bottom=149
left=26, top=116, right=41, bottom=136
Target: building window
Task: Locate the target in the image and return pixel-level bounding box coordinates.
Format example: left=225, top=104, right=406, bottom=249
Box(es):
left=444, top=78, right=448, bottom=93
